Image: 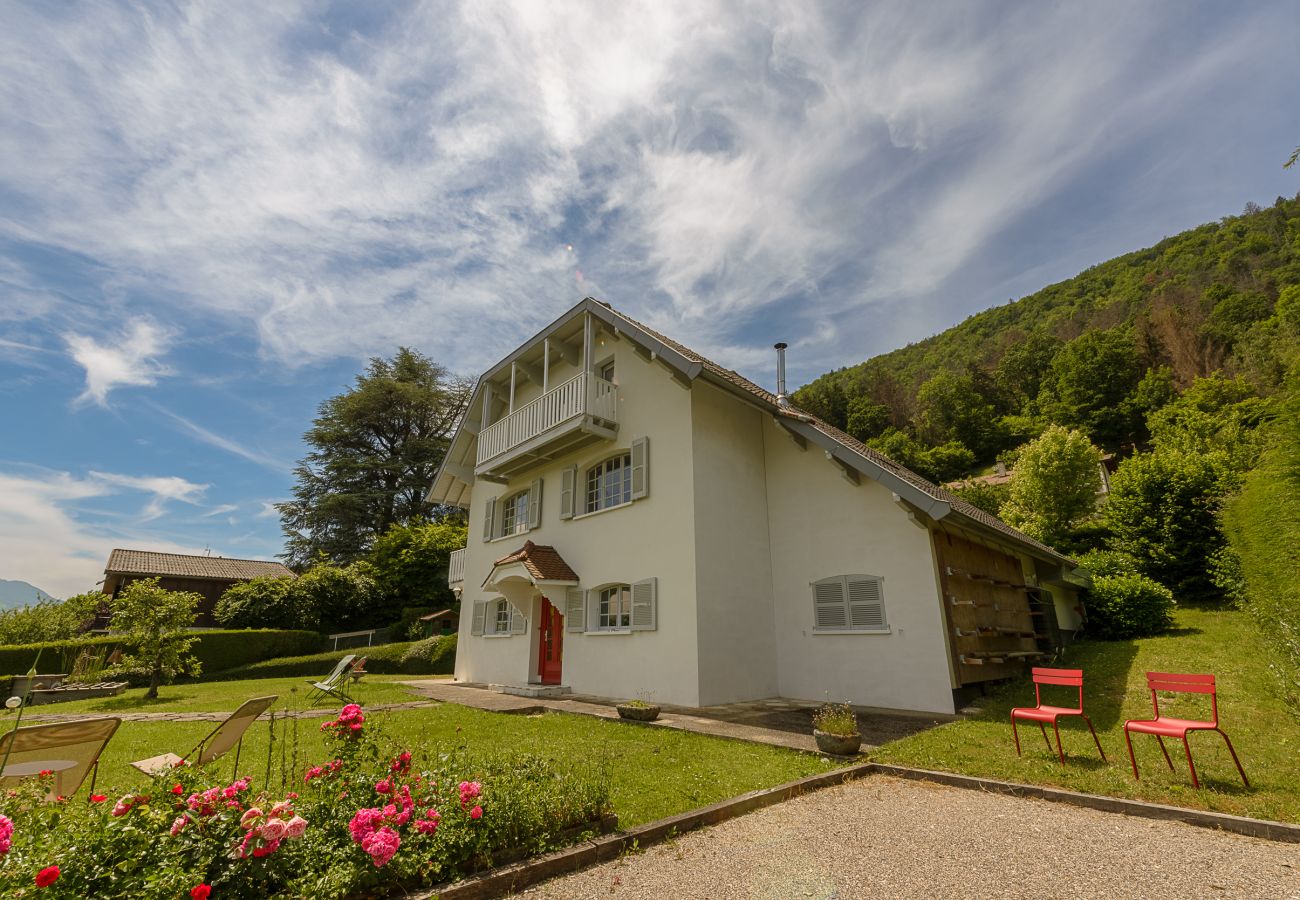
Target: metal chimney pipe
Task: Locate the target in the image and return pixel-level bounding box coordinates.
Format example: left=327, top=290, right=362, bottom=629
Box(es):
left=774, top=342, right=789, bottom=407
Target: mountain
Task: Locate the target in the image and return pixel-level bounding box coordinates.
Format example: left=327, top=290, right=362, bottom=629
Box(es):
left=0, top=579, right=55, bottom=610
left=792, top=194, right=1300, bottom=477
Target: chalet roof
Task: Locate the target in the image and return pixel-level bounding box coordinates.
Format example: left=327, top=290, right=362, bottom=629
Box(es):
left=485, top=541, right=579, bottom=586
left=430, top=297, right=1077, bottom=569
left=104, top=549, right=294, bottom=582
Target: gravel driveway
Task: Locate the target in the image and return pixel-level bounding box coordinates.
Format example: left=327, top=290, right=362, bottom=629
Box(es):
left=523, top=776, right=1300, bottom=899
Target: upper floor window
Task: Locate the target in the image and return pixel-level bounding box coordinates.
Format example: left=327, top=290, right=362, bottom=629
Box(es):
left=500, top=490, right=530, bottom=536
left=586, top=454, right=631, bottom=513
left=597, top=359, right=615, bottom=383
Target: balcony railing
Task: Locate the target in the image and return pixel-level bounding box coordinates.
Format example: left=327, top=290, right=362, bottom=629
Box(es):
left=448, top=548, right=466, bottom=587
left=476, top=372, right=618, bottom=467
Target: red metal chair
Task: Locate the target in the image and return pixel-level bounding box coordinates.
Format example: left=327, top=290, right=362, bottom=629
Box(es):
left=1123, top=672, right=1248, bottom=789
left=1011, top=667, right=1106, bottom=764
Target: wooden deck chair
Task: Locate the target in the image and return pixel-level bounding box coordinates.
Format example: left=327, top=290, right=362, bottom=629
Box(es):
left=0, top=717, right=120, bottom=801
left=130, top=695, right=278, bottom=777
left=306, top=654, right=357, bottom=703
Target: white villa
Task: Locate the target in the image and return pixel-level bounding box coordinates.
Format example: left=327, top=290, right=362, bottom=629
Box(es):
left=428, top=298, right=1085, bottom=715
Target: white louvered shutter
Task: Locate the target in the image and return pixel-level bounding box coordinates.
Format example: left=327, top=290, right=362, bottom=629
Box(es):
left=565, top=588, right=585, bottom=632
left=528, top=478, right=543, bottom=530
left=482, top=496, right=497, bottom=541
left=471, top=599, right=486, bottom=636
left=560, top=466, right=576, bottom=519
left=813, top=577, right=848, bottom=630
left=630, top=437, right=649, bottom=500
left=847, top=576, right=886, bottom=630
left=510, top=604, right=527, bottom=635
left=631, top=577, right=657, bottom=631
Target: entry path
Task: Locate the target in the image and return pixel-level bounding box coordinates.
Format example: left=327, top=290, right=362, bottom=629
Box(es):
left=22, top=699, right=437, bottom=724
left=397, top=681, right=950, bottom=753
left=523, top=775, right=1300, bottom=899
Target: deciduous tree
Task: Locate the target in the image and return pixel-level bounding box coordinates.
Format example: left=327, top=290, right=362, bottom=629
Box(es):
left=111, top=578, right=201, bottom=699
left=1000, top=426, right=1102, bottom=546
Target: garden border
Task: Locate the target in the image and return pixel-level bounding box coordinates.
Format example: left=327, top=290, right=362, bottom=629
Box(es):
left=421, top=761, right=1300, bottom=899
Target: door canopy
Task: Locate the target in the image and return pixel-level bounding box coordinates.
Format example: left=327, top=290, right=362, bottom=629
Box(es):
left=482, top=541, right=579, bottom=613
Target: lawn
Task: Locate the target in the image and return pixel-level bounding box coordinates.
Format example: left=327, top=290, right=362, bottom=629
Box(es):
left=873, top=606, right=1300, bottom=824
left=6, top=684, right=832, bottom=829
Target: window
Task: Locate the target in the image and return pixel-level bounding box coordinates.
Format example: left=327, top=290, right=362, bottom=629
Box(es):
left=492, top=599, right=512, bottom=634
left=597, top=359, right=615, bottom=383
left=812, top=575, right=887, bottom=633
left=500, top=490, right=530, bottom=536
left=586, top=454, right=632, bottom=513
left=597, top=584, right=632, bottom=630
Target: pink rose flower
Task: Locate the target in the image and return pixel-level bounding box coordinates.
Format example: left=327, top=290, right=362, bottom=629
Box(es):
left=240, top=807, right=263, bottom=828
left=170, top=815, right=189, bottom=836
left=469, top=805, right=483, bottom=820
left=285, top=815, right=309, bottom=839
left=260, top=818, right=287, bottom=842
left=361, top=826, right=401, bottom=867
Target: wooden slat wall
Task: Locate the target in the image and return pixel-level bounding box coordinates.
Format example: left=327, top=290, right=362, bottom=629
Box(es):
left=933, top=530, right=1043, bottom=685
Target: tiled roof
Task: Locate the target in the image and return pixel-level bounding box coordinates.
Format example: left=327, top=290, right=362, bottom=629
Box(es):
left=490, top=541, right=579, bottom=583
left=104, top=549, right=295, bottom=581
left=600, top=302, right=1076, bottom=567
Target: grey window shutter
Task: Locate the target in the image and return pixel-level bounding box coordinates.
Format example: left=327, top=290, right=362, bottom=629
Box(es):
left=565, top=588, right=585, bottom=632
left=510, top=604, right=527, bottom=635
left=560, top=465, right=577, bottom=519
left=471, top=599, right=486, bottom=636
left=813, top=577, right=848, bottom=630
left=631, top=577, right=657, bottom=631
left=630, top=437, right=649, bottom=500
left=528, top=478, right=543, bottom=530
left=847, top=576, right=886, bottom=630
left=586, top=588, right=600, bottom=632
left=482, top=496, right=497, bottom=541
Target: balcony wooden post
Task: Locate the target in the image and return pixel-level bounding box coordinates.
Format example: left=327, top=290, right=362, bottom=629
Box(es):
left=509, top=362, right=516, bottom=413
left=583, top=312, right=592, bottom=374
left=543, top=338, right=550, bottom=392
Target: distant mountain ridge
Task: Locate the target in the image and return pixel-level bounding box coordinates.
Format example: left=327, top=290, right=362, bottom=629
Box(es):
left=0, top=579, right=55, bottom=610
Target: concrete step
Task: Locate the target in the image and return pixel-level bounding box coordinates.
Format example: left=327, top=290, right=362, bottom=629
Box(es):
left=491, top=683, right=572, bottom=699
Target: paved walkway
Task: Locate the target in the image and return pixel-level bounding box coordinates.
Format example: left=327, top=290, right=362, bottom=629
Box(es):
left=524, top=776, right=1300, bottom=899
left=22, top=699, right=437, bottom=724
left=396, top=681, right=950, bottom=753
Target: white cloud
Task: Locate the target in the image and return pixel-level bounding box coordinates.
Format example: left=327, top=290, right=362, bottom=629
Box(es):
left=150, top=404, right=290, bottom=472
left=256, top=501, right=281, bottom=520
left=88, top=470, right=208, bottom=521
left=65, top=319, right=173, bottom=407
left=0, top=469, right=206, bottom=597
left=202, top=504, right=239, bottom=518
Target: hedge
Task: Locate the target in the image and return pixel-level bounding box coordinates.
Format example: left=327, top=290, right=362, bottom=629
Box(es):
left=0, top=629, right=327, bottom=676
left=218, top=634, right=457, bottom=680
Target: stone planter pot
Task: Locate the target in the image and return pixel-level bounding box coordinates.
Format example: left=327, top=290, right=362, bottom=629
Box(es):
left=616, top=703, right=661, bottom=722
left=813, top=729, right=862, bottom=757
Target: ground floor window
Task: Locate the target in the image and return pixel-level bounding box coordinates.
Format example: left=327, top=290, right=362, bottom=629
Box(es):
left=598, top=584, right=632, bottom=630
left=812, top=574, right=887, bottom=632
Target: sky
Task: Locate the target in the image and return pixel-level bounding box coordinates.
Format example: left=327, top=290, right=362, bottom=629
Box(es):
left=1, top=1, right=1297, bottom=597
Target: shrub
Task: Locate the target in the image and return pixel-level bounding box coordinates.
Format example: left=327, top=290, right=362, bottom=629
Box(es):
left=1077, top=549, right=1141, bottom=580
left=0, top=592, right=101, bottom=645
left=216, top=563, right=383, bottom=633
left=215, top=577, right=302, bottom=631
left=219, top=636, right=457, bottom=681
left=0, top=631, right=327, bottom=678
left=1083, top=573, right=1176, bottom=640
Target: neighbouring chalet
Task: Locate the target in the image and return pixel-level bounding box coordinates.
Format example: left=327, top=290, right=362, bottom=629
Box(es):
left=428, top=299, right=1087, bottom=714
left=101, top=549, right=295, bottom=627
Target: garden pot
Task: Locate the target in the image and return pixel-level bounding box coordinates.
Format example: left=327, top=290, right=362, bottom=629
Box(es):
left=813, top=729, right=862, bottom=756
left=616, top=703, right=661, bottom=722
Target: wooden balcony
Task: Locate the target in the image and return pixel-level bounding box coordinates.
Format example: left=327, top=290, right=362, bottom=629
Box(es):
left=448, top=548, right=466, bottom=587
left=475, top=372, right=618, bottom=477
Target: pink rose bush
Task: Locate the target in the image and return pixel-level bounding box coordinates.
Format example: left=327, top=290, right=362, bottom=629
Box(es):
left=0, top=703, right=610, bottom=898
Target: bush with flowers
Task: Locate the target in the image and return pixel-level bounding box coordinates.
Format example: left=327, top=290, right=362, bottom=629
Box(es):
left=0, top=703, right=610, bottom=898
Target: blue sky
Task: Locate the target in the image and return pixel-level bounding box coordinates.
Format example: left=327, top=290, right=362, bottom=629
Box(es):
left=1, top=1, right=1297, bottom=597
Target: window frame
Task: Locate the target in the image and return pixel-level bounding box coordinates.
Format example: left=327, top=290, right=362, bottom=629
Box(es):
left=594, top=583, right=632, bottom=632
left=489, top=598, right=513, bottom=636
left=498, top=489, right=530, bottom=537
left=811, top=574, right=890, bottom=634
left=583, top=453, right=633, bottom=516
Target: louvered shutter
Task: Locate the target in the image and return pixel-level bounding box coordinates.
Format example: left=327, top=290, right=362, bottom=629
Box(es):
left=560, top=466, right=577, bottom=519
left=847, top=576, right=886, bottom=630
left=482, top=496, right=497, bottom=541
left=630, top=437, right=649, bottom=500
left=528, top=478, right=543, bottom=529
left=631, top=577, right=657, bottom=631
left=510, top=604, right=527, bottom=635
left=586, top=588, right=601, bottom=632
left=471, top=599, right=486, bottom=636
left=565, top=588, right=585, bottom=633
left=813, top=577, right=848, bottom=630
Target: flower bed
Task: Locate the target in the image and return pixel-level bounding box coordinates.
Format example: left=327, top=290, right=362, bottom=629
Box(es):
left=0, top=703, right=610, bottom=898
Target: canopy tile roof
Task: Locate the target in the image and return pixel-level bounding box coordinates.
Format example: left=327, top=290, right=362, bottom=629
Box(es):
left=488, top=541, right=579, bottom=585
left=104, top=549, right=294, bottom=581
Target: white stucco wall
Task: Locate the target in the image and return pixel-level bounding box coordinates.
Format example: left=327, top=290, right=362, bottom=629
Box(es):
left=763, top=417, right=958, bottom=714
left=689, top=382, right=779, bottom=706
left=454, top=335, right=704, bottom=706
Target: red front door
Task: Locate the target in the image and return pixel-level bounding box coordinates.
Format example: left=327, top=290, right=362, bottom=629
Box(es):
left=538, top=598, right=563, bottom=685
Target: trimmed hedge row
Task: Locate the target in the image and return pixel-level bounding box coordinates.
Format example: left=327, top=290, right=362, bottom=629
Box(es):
left=218, top=634, right=457, bottom=680
left=0, top=629, right=327, bottom=676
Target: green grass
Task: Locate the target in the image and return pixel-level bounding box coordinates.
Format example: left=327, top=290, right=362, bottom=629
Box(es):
left=6, top=683, right=830, bottom=828
left=11, top=674, right=440, bottom=715
left=874, top=606, right=1300, bottom=823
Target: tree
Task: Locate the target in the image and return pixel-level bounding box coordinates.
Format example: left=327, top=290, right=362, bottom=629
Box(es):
left=1000, top=426, right=1102, bottom=546
left=111, top=578, right=201, bottom=699
left=367, top=519, right=467, bottom=621
left=1037, top=328, right=1143, bottom=447
left=278, top=348, right=472, bottom=567
left=214, top=576, right=300, bottom=631
left=0, top=592, right=100, bottom=645
left=844, top=396, right=892, bottom=442
left=914, top=371, right=1002, bottom=459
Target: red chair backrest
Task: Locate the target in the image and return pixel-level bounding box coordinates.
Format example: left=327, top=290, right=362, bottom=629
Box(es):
left=1030, top=667, right=1085, bottom=710
left=1146, top=672, right=1219, bottom=724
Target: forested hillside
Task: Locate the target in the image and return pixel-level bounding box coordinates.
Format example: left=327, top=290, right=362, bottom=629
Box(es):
left=794, top=194, right=1300, bottom=480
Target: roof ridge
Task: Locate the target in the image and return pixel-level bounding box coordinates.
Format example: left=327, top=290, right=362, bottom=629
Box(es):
left=108, top=548, right=285, bottom=565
